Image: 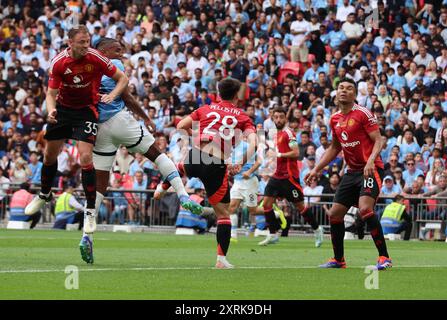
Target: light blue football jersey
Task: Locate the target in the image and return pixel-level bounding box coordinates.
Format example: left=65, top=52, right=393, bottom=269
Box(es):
left=232, top=141, right=257, bottom=181
left=98, top=59, right=125, bottom=123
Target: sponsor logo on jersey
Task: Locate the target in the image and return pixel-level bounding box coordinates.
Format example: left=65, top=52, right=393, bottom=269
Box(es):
left=63, top=81, right=91, bottom=88
left=73, top=75, right=82, bottom=84
left=341, top=131, right=348, bottom=141
left=341, top=140, right=360, bottom=148
left=64, top=68, right=72, bottom=75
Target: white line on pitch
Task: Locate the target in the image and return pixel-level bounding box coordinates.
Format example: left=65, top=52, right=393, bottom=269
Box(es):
left=1, top=265, right=447, bottom=274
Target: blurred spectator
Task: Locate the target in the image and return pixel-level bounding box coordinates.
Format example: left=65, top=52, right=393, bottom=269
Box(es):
left=115, top=147, right=135, bottom=175
left=9, top=182, right=40, bottom=228
left=380, top=175, right=403, bottom=205
left=126, top=170, right=148, bottom=225
left=303, top=174, right=323, bottom=206
left=108, top=179, right=127, bottom=225
left=27, top=151, right=42, bottom=185
left=8, top=157, right=31, bottom=184
left=322, top=173, right=341, bottom=214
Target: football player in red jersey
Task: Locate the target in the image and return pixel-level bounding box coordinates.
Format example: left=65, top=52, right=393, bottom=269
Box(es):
left=177, top=78, right=257, bottom=269
left=25, top=26, right=128, bottom=247
left=305, top=79, right=392, bottom=270
left=258, top=107, right=324, bottom=247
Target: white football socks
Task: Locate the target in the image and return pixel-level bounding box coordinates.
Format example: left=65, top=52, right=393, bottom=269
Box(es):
left=230, top=214, right=238, bottom=238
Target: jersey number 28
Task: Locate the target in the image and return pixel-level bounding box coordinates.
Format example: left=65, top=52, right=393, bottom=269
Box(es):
left=203, top=112, right=238, bottom=141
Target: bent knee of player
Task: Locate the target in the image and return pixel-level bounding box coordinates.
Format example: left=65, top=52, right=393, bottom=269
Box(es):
left=248, top=206, right=259, bottom=215
left=262, top=197, right=274, bottom=210
left=144, top=144, right=161, bottom=162
left=327, top=204, right=347, bottom=219
left=43, top=142, right=63, bottom=164
left=358, top=207, right=375, bottom=220
left=213, top=204, right=230, bottom=219
left=79, top=153, right=93, bottom=166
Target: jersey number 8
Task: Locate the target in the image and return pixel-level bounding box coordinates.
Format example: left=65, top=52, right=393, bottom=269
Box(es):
left=203, top=112, right=238, bottom=141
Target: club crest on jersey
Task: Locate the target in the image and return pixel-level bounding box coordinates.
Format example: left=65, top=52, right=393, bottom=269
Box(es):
left=348, top=119, right=356, bottom=126
left=341, top=131, right=348, bottom=141
left=73, top=75, right=83, bottom=84
left=84, top=64, right=94, bottom=72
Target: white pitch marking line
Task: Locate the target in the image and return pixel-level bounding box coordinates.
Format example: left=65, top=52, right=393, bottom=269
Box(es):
left=1, top=265, right=447, bottom=274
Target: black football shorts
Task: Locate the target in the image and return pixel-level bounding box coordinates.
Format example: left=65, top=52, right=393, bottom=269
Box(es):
left=44, top=104, right=98, bottom=144
left=183, top=148, right=230, bottom=205
left=264, top=177, right=305, bottom=203
left=333, top=168, right=384, bottom=208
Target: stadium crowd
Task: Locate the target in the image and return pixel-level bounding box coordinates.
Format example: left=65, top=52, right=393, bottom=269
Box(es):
left=1, top=0, right=447, bottom=225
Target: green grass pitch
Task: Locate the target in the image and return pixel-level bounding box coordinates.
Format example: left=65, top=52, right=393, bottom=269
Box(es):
left=1, top=229, right=446, bottom=300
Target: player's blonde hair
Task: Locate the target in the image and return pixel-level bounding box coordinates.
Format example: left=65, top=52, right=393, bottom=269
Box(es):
left=68, top=25, right=89, bottom=39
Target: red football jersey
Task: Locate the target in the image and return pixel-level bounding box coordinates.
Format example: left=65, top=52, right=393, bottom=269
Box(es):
left=48, top=48, right=117, bottom=109
left=273, top=127, right=300, bottom=180
left=189, top=101, right=255, bottom=158
left=330, top=104, right=384, bottom=172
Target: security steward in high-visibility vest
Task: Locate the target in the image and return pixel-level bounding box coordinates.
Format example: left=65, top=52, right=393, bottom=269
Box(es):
left=53, top=183, right=85, bottom=230
left=10, top=183, right=41, bottom=228
left=380, top=195, right=412, bottom=240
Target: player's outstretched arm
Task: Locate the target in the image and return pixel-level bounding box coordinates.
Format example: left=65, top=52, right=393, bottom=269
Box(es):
left=46, top=88, right=59, bottom=124
left=101, top=68, right=128, bottom=104
left=364, top=129, right=383, bottom=178
left=122, top=88, right=156, bottom=132
left=177, top=116, right=193, bottom=136
left=305, top=135, right=342, bottom=185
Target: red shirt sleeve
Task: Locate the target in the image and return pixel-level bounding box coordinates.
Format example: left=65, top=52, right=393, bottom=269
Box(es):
left=48, top=59, right=62, bottom=89
left=92, top=49, right=117, bottom=78
left=189, top=107, right=202, bottom=121
left=360, top=109, right=379, bottom=134
left=241, top=115, right=255, bottom=133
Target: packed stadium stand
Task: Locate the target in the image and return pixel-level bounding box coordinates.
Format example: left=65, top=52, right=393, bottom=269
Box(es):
left=0, top=0, right=446, bottom=238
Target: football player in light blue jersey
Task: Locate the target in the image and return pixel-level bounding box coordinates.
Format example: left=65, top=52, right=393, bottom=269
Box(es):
left=228, top=139, right=263, bottom=242
left=97, top=59, right=127, bottom=123
left=79, top=38, right=203, bottom=264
